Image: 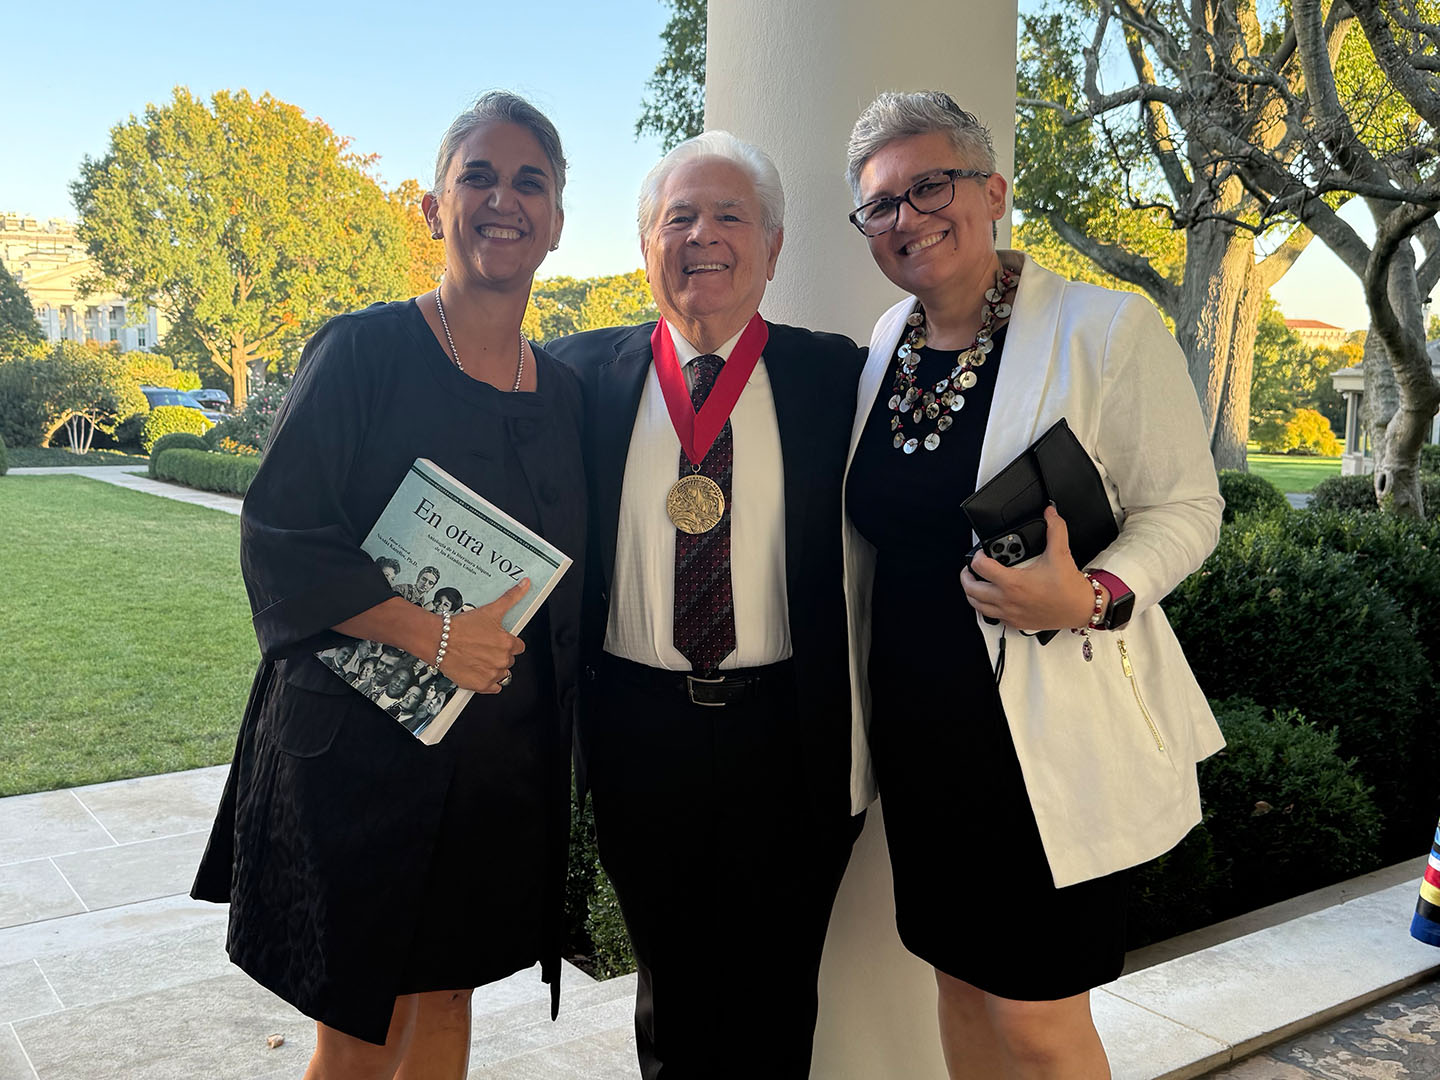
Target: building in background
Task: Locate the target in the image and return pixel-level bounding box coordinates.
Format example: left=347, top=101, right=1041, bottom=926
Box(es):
left=1331, top=344, right=1440, bottom=475
left=0, top=213, right=163, bottom=351
left=1285, top=317, right=1348, bottom=349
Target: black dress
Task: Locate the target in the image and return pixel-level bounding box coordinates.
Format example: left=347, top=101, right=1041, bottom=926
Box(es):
left=846, top=327, right=1127, bottom=1001
left=192, top=300, right=585, bottom=1043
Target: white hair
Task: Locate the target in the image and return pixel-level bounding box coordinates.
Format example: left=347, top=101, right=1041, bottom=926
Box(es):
left=637, top=130, right=785, bottom=240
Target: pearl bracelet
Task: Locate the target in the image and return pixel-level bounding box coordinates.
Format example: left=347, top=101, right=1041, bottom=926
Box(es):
left=430, top=611, right=452, bottom=675
left=1083, top=572, right=1106, bottom=628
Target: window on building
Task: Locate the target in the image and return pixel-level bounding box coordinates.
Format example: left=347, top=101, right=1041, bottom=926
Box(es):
left=110, top=329, right=119, bottom=342
left=138, top=329, right=147, bottom=348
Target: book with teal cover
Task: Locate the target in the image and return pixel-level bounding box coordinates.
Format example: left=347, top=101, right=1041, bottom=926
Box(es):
left=315, top=457, right=571, bottom=744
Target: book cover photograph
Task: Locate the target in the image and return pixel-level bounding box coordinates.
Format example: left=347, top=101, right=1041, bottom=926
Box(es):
left=316, top=457, right=572, bottom=745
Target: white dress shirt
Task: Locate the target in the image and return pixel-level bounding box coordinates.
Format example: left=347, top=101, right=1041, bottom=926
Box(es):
left=604, top=323, right=792, bottom=671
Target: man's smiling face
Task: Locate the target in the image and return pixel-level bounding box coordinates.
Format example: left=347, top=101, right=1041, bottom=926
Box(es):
left=642, top=157, right=782, bottom=346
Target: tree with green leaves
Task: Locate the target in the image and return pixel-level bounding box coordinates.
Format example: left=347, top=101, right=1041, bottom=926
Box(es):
left=1021, top=0, right=1440, bottom=515
left=636, top=0, right=706, bottom=151
left=524, top=271, right=659, bottom=342
left=72, top=88, right=409, bottom=411
left=0, top=342, right=146, bottom=452
left=0, top=262, right=44, bottom=357
left=1017, top=4, right=1318, bottom=471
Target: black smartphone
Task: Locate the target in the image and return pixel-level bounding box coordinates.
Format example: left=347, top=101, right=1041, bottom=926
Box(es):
left=965, top=516, right=1048, bottom=579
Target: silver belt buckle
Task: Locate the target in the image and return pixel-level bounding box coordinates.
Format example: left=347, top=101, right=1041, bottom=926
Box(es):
left=686, top=674, right=728, bottom=707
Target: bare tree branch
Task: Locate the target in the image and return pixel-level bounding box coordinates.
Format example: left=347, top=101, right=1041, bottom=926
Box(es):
left=1044, top=210, right=1183, bottom=317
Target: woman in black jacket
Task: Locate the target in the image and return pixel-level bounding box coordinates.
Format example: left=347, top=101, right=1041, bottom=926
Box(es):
left=191, top=91, right=585, bottom=1080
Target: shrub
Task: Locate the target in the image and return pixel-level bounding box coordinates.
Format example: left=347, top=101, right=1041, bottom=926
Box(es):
left=147, top=432, right=210, bottom=477
left=152, top=448, right=259, bottom=495
left=0, top=343, right=145, bottom=450
left=1282, top=408, right=1341, bottom=456
left=1165, top=518, right=1431, bottom=850
left=0, top=432, right=7, bottom=476
left=1251, top=415, right=1289, bottom=454
left=214, top=436, right=260, bottom=456
left=125, top=354, right=200, bottom=392
left=1126, top=822, right=1221, bottom=949
left=1285, top=508, right=1440, bottom=672
left=1217, top=469, right=1289, bottom=523
left=586, top=865, right=635, bottom=979
left=1200, top=699, right=1383, bottom=913
left=1310, top=472, right=1440, bottom=520
left=1310, top=473, right=1378, bottom=513
left=140, top=405, right=211, bottom=452
left=207, top=375, right=290, bottom=453
left=1423, top=444, right=1440, bottom=475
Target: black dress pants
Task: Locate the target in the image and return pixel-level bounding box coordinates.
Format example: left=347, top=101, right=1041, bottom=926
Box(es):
left=588, top=654, right=862, bottom=1080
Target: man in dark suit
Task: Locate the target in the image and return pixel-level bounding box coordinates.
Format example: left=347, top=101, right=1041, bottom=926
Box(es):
left=549, top=131, right=864, bottom=1079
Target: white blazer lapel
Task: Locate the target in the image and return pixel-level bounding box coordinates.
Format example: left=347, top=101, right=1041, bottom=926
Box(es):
left=976, top=253, right=1069, bottom=487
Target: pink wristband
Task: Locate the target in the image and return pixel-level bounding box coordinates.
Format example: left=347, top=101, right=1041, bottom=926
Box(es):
left=1086, top=568, right=1129, bottom=603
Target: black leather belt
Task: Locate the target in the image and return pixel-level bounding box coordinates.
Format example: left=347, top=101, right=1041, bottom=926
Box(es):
left=600, top=653, right=793, bottom=707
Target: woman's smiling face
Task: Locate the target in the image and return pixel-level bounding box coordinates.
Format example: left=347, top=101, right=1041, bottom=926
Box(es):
left=423, top=121, right=563, bottom=292
left=856, top=131, right=1007, bottom=301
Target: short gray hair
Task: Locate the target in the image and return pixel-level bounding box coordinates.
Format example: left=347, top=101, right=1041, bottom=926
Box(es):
left=432, top=91, right=568, bottom=211
left=845, top=91, right=996, bottom=201
left=637, top=130, right=785, bottom=240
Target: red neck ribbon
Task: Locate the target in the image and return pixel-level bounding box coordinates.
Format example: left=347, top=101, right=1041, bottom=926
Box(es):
left=651, top=314, right=769, bottom=465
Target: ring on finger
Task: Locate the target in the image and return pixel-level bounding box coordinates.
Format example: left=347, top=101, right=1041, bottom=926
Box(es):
left=499, top=673, right=513, bottom=688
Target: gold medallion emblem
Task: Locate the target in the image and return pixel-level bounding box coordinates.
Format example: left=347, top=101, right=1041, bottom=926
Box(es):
left=667, top=474, right=725, bottom=534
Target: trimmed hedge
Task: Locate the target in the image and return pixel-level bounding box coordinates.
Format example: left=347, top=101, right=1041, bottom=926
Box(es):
left=1165, top=516, right=1432, bottom=850
left=1217, top=469, right=1289, bottom=523
left=152, top=448, right=259, bottom=495
left=140, top=405, right=210, bottom=453
left=1311, top=471, right=1440, bottom=519
left=1200, top=699, right=1382, bottom=911
left=147, top=432, right=209, bottom=477
left=1128, top=698, right=1383, bottom=948
left=1423, top=444, right=1440, bottom=474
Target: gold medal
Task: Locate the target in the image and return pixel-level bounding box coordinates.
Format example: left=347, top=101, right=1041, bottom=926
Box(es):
left=667, top=474, right=726, bottom=534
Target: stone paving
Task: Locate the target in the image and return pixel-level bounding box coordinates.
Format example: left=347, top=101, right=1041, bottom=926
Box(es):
left=0, top=767, right=638, bottom=1080
left=1205, top=977, right=1440, bottom=1078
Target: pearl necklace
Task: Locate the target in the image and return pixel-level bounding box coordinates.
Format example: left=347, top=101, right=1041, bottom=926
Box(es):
left=434, top=284, right=526, bottom=392
left=887, top=265, right=1018, bottom=454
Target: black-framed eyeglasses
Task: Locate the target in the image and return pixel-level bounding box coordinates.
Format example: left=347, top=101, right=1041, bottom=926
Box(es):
left=848, top=168, right=992, bottom=237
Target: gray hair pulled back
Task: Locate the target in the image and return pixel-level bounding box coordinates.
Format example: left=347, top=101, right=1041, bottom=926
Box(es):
left=637, top=130, right=785, bottom=240
left=432, top=91, right=568, bottom=211
left=845, top=91, right=996, bottom=200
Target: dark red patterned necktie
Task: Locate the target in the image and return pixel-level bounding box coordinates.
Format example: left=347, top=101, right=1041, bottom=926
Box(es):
left=673, top=354, right=736, bottom=675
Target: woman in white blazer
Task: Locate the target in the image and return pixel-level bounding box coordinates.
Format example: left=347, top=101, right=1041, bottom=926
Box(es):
left=840, top=91, right=1225, bottom=1079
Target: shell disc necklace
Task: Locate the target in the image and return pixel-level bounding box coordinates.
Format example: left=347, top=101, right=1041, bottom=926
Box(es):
left=887, top=265, right=1018, bottom=454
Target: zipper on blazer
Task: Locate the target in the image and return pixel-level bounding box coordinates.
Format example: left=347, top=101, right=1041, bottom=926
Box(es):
left=1117, top=637, right=1165, bottom=752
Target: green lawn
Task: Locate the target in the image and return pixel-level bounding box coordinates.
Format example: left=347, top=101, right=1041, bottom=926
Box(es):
left=1245, top=452, right=1343, bottom=494
left=7, top=447, right=149, bottom=468
left=0, top=475, right=256, bottom=796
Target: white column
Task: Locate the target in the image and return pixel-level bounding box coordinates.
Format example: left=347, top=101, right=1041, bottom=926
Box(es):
left=706, top=5, right=1018, bottom=1078
left=705, top=0, right=1018, bottom=344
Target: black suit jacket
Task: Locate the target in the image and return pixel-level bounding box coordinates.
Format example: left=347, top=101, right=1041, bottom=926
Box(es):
left=548, top=320, right=864, bottom=819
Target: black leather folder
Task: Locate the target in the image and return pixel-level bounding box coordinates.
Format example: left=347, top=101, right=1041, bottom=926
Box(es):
left=961, top=418, right=1118, bottom=644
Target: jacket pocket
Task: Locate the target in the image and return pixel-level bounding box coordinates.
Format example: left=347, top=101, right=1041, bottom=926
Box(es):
left=1116, top=636, right=1166, bottom=753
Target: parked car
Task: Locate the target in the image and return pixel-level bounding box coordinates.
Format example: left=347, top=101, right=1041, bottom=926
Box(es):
left=139, top=386, right=224, bottom=425
left=189, top=388, right=232, bottom=413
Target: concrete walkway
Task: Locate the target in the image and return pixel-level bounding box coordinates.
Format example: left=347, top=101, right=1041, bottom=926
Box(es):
left=8, top=465, right=243, bottom=515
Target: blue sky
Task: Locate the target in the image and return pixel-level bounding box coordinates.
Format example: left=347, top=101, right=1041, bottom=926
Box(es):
left=1, top=0, right=1384, bottom=331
